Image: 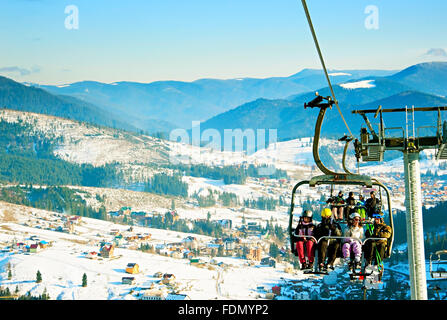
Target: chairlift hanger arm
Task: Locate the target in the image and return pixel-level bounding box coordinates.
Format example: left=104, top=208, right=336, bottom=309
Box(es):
left=341, top=138, right=355, bottom=175
left=306, top=99, right=356, bottom=176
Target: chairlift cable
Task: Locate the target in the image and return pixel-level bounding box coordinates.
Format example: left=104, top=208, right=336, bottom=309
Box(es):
left=300, top=0, right=354, bottom=138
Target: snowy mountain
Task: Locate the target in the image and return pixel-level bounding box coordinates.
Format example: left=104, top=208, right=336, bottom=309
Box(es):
left=31, top=69, right=395, bottom=129
left=0, top=76, right=138, bottom=133
left=387, top=62, right=447, bottom=97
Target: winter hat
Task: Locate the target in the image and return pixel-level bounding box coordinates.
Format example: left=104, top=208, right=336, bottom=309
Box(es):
left=349, top=212, right=361, bottom=220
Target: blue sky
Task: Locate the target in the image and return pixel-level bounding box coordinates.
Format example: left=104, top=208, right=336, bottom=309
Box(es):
left=1, top=0, right=446, bottom=84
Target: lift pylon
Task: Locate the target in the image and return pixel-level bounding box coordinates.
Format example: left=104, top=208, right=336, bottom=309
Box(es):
left=353, top=105, right=447, bottom=300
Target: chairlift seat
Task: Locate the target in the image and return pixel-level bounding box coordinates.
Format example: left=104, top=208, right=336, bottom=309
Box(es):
left=309, top=174, right=373, bottom=188
left=430, top=271, right=447, bottom=279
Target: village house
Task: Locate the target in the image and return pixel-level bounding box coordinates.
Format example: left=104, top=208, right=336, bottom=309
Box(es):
left=100, top=243, right=115, bottom=258
left=122, top=277, right=136, bottom=285
left=121, top=207, right=132, bottom=216
left=110, top=229, right=121, bottom=236
left=28, top=244, right=39, bottom=253
left=189, top=258, right=202, bottom=265
left=165, top=210, right=179, bottom=223
left=125, top=234, right=139, bottom=241
left=38, top=240, right=50, bottom=249
left=140, top=289, right=167, bottom=300
left=69, top=215, right=82, bottom=224
left=217, top=219, right=232, bottom=230
left=138, top=233, right=151, bottom=241
left=184, top=251, right=195, bottom=259
left=245, top=247, right=262, bottom=261
left=182, top=236, right=199, bottom=250
left=158, top=248, right=171, bottom=256
left=64, top=220, right=75, bottom=233
left=170, top=251, right=183, bottom=259
left=87, top=251, right=98, bottom=259
left=166, top=293, right=190, bottom=300
left=162, top=273, right=176, bottom=285
left=114, top=234, right=125, bottom=246
left=108, top=211, right=120, bottom=217
left=260, top=256, right=276, bottom=268
left=167, top=242, right=184, bottom=251
left=223, top=238, right=236, bottom=251
left=126, top=263, right=139, bottom=274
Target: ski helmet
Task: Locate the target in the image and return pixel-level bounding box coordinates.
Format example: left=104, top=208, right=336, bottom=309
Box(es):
left=302, top=210, right=313, bottom=218
left=321, top=208, right=332, bottom=218
left=372, top=212, right=383, bottom=219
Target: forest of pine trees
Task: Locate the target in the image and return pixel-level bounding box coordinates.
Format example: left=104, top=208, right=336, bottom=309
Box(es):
left=0, top=185, right=108, bottom=221
left=0, top=120, right=122, bottom=187
left=144, top=173, right=188, bottom=197
left=243, top=196, right=287, bottom=211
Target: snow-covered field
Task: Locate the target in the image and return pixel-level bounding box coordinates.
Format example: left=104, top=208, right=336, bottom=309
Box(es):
left=339, top=80, right=376, bottom=89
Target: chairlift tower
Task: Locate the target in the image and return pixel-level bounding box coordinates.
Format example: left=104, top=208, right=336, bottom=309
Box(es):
left=352, top=105, right=447, bottom=300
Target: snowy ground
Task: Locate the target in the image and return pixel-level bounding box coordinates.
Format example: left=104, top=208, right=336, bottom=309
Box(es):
left=339, top=80, right=376, bottom=89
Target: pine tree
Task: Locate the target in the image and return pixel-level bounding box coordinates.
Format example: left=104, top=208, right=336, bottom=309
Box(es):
left=42, top=287, right=50, bottom=300
left=269, top=243, right=279, bottom=258
left=82, top=273, right=87, bottom=287
left=8, top=268, right=12, bottom=280
left=36, top=270, right=42, bottom=283
left=217, top=245, right=224, bottom=257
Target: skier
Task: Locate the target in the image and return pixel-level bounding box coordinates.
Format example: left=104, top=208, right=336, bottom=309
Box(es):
left=331, top=191, right=345, bottom=221
left=294, top=210, right=316, bottom=270
left=314, top=208, right=342, bottom=271
left=363, top=212, right=392, bottom=269
left=342, top=212, right=364, bottom=271
left=356, top=194, right=367, bottom=221
left=345, top=191, right=357, bottom=219
left=365, top=190, right=381, bottom=219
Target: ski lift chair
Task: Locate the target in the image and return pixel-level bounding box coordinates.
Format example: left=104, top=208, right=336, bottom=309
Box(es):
left=430, top=250, right=447, bottom=279
left=289, top=174, right=394, bottom=280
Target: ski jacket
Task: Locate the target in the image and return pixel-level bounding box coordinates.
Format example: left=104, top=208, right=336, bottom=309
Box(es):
left=295, top=219, right=315, bottom=238
left=343, top=225, right=365, bottom=243
left=346, top=196, right=356, bottom=207
left=314, top=219, right=342, bottom=241
left=333, top=196, right=345, bottom=205
left=365, top=222, right=391, bottom=245
left=365, top=197, right=381, bottom=216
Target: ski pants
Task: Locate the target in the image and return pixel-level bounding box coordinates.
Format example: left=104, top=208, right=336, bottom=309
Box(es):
left=318, top=239, right=340, bottom=266
left=363, top=240, right=387, bottom=265
left=331, top=207, right=344, bottom=220
left=296, top=240, right=315, bottom=264
left=342, top=240, right=362, bottom=262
